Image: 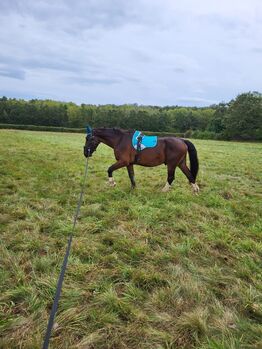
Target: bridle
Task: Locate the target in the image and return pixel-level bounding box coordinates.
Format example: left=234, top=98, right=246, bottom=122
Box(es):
left=84, top=125, right=93, bottom=157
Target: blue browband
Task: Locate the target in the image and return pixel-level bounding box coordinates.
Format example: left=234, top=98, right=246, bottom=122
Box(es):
left=86, top=125, right=93, bottom=136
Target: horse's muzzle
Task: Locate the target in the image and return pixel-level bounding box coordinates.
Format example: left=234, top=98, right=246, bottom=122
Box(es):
left=83, top=146, right=92, bottom=157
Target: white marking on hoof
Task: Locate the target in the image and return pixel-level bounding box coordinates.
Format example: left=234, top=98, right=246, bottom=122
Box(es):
left=108, top=177, right=116, bottom=187
left=162, top=182, right=171, bottom=192
left=191, top=183, right=200, bottom=194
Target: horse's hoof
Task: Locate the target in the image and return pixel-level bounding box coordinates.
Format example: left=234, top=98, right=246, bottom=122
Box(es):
left=108, top=178, right=116, bottom=187
left=162, top=183, right=171, bottom=192
left=191, top=183, right=200, bottom=194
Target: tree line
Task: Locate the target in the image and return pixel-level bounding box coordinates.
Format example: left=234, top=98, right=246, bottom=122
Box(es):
left=0, top=92, right=261, bottom=140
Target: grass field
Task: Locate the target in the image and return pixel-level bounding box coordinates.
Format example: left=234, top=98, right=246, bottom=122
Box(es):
left=0, top=129, right=261, bottom=349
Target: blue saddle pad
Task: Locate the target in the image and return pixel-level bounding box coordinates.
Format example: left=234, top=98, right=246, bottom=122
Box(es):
left=132, top=131, right=158, bottom=150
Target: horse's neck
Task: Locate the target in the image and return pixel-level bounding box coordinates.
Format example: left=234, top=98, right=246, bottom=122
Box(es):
left=96, top=130, right=123, bottom=148
left=99, top=136, right=115, bottom=148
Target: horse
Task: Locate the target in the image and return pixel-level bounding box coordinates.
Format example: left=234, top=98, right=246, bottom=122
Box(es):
left=84, top=127, right=199, bottom=193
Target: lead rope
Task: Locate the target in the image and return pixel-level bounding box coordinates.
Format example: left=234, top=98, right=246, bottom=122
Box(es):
left=42, top=157, right=89, bottom=349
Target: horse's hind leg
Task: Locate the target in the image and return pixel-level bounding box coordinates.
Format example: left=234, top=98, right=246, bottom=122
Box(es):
left=179, top=159, right=199, bottom=193
left=162, top=163, right=176, bottom=192
left=127, top=164, right=136, bottom=189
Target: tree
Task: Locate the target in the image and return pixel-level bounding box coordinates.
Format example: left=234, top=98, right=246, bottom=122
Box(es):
left=223, top=92, right=262, bottom=140
left=208, top=103, right=228, bottom=133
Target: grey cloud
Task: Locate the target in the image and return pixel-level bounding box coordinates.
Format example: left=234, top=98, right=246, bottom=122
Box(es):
left=252, top=47, right=262, bottom=53
left=130, top=49, right=152, bottom=63
left=1, top=0, right=139, bottom=31
left=0, top=67, right=25, bottom=80
left=0, top=54, right=101, bottom=75
left=0, top=0, right=261, bottom=106
left=197, top=13, right=248, bottom=31
left=67, top=76, right=120, bottom=85
left=0, top=0, right=20, bottom=14
left=173, top=68, right=185, bottom=73
left=123, top=76, right=140, bottom=83
left=23, top=58, right=84, bottom=73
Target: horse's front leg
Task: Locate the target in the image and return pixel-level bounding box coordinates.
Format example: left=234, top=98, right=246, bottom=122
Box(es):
left=107, top=160, right=128, bottom=187
left=127, top=164, right=136, bottom=189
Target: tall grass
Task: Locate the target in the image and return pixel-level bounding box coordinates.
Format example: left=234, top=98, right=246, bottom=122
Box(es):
left=0, top=130, right=261, bottom=348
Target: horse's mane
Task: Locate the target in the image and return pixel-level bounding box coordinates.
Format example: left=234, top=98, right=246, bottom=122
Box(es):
left=112, top=127, right=134, bottom=135
left=95, top=127, right=134, bottom=135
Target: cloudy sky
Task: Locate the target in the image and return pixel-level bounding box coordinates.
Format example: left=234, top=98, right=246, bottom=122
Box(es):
left=0, top=0, right=261, bottom=106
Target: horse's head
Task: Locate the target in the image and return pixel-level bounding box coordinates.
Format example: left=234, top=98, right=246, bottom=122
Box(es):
left=83, top=126, right=100, bottom=157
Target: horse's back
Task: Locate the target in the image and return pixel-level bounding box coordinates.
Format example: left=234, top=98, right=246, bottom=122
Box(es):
left=159, top=137, right=188, bottom=164
left=160, top=136, right=187, bottom=151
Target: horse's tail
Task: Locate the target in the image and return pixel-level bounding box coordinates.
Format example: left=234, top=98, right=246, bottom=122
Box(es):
left=183, top=139, right=199, bottom=181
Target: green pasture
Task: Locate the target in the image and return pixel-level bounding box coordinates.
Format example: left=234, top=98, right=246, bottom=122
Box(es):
left=0, top=130, right=261, bottom=349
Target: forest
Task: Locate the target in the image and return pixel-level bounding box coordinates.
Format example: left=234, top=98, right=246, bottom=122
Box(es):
left=0, top=92, right=261, bottom=140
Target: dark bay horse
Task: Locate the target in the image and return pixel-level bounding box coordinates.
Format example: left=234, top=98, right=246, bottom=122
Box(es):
left=84, top=127, right=199, bottom=193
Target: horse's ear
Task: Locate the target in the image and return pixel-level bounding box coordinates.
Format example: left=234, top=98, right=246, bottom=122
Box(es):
left=86, top=125, right=93, bottom=136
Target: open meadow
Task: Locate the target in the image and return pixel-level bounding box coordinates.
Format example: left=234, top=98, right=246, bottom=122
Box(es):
left=0, top=129, right=261, bottom=349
